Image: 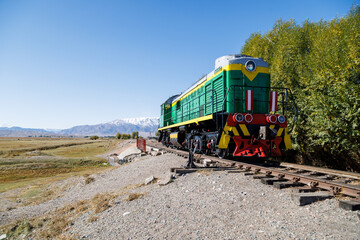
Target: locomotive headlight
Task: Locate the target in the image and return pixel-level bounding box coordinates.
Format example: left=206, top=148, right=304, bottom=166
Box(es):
left=233, top=113, right=244, bottom=123
left=266, top=114, right=277, bottom=124
left=245, top=113, right=253, bottom=123
left=245, top=60, right=256, bottom=72
left=278, top=115, right=286, bottom=124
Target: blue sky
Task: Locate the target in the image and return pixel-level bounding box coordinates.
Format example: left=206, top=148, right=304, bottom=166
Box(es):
left=0, top=0, right=357, bottom=129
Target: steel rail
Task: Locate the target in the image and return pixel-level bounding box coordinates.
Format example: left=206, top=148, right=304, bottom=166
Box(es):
left=147, top=142, right=360, bottom=199
left=279, top=162, right=360, bottom=180
left=213, top=157, right=360, bottom=199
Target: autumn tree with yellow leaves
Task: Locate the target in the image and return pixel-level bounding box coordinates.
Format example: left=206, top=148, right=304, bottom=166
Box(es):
left=241, top=6, right=360, bottom=171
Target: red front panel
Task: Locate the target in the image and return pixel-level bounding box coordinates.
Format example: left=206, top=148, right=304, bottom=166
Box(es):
left=225, top=113, right=287, bottom=158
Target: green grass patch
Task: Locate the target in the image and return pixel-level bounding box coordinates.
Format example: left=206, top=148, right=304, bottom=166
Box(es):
left=0, top=137, right=119, bottom=158
left=0, top=138, right=90, bottom=151
left=0, top=160, right=107, bottom=193
left=42, top=140, right=117, bottom=158
left=0, top=138, right=121, bottom=193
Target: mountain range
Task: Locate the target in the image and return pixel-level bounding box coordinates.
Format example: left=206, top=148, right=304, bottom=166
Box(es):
left=0, top=117, right=159, bottom=137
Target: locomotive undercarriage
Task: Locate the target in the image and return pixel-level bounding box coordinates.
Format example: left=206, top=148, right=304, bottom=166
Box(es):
left=159, top=123, right=221, bottom=155
left=158, top=113, right=290, bottom=159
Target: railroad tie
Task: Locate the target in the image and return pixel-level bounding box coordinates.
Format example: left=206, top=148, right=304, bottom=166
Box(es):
left=252, top=174, right=271, bottom=179
left=338, top=200, right=360, bottom=211
left=291, top=191, right=333, bottom=206
left=260, top=178, right=288, bottom=185
left=273, top=181, right=304, bottom=189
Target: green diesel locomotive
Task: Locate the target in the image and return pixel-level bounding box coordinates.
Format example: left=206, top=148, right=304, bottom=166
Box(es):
left=158, top=54, right=296, bottom=158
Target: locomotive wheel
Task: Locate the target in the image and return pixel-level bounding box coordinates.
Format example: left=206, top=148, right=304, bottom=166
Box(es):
left=193, top=136, right=203, bottom=154
left=216, top=149, right=228, bottom=159
left=205, top=148, right=211, bottom=155
left=206, top=136, right=217, bottom=155
left=165, top=136, right=170, bottom=147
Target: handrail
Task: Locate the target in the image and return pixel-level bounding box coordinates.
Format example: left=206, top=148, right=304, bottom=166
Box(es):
left=287, top=88, right=298, bottom=133
left=220, top=85, right=297, bottom=129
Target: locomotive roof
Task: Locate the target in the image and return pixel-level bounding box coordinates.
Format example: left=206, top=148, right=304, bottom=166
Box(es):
left=215, top=54, right=268, bottom=69
left=164, top=94, right=180, bottom=105
left=172, top=55, right=268, bottom=104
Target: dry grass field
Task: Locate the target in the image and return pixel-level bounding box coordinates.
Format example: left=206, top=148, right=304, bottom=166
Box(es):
left=0, top=137, right=119, bottom=195
left=1, top=183, right=145, bottom=239
left=0, top=137, right=127, bottom=239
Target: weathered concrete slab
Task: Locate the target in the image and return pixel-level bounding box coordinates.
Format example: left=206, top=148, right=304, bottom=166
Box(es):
left=291, top=192, right=333, bottom=206
left=273, top=181, right=304, bottom=189
left=260, top=178, right=288, bottom=185
left=150, top=151, right=162, bottom=156
left=203, top=159, right=214, bottom=167
left=145, top=176, right=156, bottom=185
left=118, top=147, right=142, bottom=162
left=339, top=200, right=360, bottom=211
left=158, top=174, right=175, bottom=186
left=107, top=156, right=118, bottom=166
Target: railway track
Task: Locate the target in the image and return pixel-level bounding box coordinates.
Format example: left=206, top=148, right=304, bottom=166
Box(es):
left=147, top=141, right=360, bottom=210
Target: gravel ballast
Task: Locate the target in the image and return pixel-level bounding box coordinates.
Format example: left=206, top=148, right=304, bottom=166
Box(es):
left=1, top=152, right=359, bottom=239
left=67, top=154, right=359, bottom=239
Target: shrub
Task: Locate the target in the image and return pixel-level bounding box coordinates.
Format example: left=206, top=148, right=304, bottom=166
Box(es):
left=115, top=132, right=121, bottom=139
left=121, top=134, right=131, bottom=139
left=241, top=5, right=360, bottom=171
left=131, top=131, right=139, bottom=139
left=89, top=135, right=99, bottom=140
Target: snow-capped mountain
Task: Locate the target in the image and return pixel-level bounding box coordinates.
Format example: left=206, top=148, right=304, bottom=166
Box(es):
left=59, top=117, right=160, bottom=137
left=110, top=117, right=159, bottom=127
left=0, top=117, right=160, bottom=137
